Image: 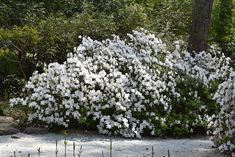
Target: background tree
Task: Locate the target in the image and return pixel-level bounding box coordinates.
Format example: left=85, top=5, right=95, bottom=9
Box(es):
left=189, top=0, right=214, bottom=53
left=211, top=0, right=234, bottom=62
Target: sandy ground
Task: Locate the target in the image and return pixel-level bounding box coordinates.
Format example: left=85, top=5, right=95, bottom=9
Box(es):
left=0, top=133, right=228, bottom=157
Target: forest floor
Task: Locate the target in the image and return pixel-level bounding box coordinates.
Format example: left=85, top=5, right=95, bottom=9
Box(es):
left=0, top=132, right=228, bottom=157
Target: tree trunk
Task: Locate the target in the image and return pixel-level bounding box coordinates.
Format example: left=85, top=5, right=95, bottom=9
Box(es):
left=189, top=0, right=214, bottom=53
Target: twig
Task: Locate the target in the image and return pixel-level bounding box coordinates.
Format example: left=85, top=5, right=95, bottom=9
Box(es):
left=110, top=138, right=112, bottom=157
left=55, top=140, right=58, bottom=157
left=73, top=142, right=76, bottom=157
left=168, top=149, right=170, bottom=157
left=151, top=146, right=154, bottom=157
left=78, top=146, right=83, bottom=157
left=37, top=147, right=41, bottom=157
left=64, top=131, right=67, bottom=157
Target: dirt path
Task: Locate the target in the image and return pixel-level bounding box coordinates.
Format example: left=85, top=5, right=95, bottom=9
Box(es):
left=0, top=133, right=228, bottom=157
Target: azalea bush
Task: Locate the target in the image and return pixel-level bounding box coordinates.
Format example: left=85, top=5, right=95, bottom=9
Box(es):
left=9, top=30, right=231, bottom=138
left=209, top=71, right=235, bottom=156
left=164, top=43, right=231, bottom=136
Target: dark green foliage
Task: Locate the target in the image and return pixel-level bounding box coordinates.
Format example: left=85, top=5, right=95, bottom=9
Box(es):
left=151, top=0, right=192, bottom=39
left=211, top=0, right=235, bottom=62
left=153, top=75, right=220, bottom=137
left=0, top=0, right=46, bottom=27
left=0, top=0, right=195, bottom=100
left=0, top=49, right=25, bottom=98
left=33, top=16, right=78, bottom=65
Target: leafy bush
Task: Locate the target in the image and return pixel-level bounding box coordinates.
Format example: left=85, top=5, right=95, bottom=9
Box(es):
left=9, top=30, right=231, bottom=138
left=0, top=49, right=25, bottom=99
left=0, top=25, right=41, bottom=79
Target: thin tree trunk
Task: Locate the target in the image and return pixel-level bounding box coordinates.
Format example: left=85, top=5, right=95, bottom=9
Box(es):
left=10, top=43, right=27, bottom=79
left=189, top=0, right=214, bottom=53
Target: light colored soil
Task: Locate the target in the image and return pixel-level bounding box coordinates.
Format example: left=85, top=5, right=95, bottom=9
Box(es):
left=0, top=133, right=228, bottom=157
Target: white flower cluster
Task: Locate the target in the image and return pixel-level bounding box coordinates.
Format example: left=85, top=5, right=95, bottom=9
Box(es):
left=166, top=43, right=231, bottom=86
left=210, top=72, right=235, bottom=156
left=9, top=29, right=232, bottom=139
left=10, top=30, right=178, bottom=138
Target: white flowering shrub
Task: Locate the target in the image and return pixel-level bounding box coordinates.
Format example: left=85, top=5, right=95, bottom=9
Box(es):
left=209, top=72, right=235, bottom=156
left=9, top=29, right=232, bottom=139
left=163, top=43, right=231, bottom=136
